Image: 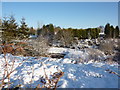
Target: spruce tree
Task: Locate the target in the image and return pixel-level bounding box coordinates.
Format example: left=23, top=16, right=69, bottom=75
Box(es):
left=110, top=25, right=114, bottom=38
left=2, top=15, right=18, bottom=41
left=115, top=26, right=119, bottom=38
left=18, top=17, right=29, bottom=38
left=104, top=23, right=110, bottom=38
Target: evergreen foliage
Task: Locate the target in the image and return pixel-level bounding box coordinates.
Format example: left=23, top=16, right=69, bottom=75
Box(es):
left=115, top=26, right=119, bottom=38
left=104, top=23, right=119, bottom=38
left=2, top=15, right=18, bottom=41
left=18, top=17, right=29, bottom=39
left=1, top=15, right=119, bottom=42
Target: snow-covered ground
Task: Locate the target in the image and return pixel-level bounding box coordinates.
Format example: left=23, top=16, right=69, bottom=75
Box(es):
left=48, top=47, right=106, bottom=61
left=0, top=47, right=119, bottom=88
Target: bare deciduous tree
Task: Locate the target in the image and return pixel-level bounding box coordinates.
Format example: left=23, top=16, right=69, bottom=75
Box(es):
left=55, top=29, right=74, bottom=47
left=28, top=36, right=49, bottom=56
left=99, top=39, right=114, bottom=55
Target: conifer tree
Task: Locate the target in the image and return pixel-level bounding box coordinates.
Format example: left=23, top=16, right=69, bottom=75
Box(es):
left=110, top=25, right=114, bottom=38
left=104, top=23, right=110, bottom=38
left=18, top=17, right=29, bottom=38
left=2, top=15, right=18, bottom=41
left=115, top=26, right=119, bottom=38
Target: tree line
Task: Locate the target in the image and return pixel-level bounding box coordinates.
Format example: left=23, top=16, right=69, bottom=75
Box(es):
left=0, top=15, right=119, bottom=42
left=1, top=15, right=36, bottom=41
left=104, top=23, right=119, bottom=38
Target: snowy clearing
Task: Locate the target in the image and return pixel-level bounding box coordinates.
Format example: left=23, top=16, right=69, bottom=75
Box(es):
left=0, top=52, right=118, bottom=88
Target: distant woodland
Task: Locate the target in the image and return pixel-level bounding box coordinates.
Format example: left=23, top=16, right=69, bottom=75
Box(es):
left=0, top=15, right=119, bottom=42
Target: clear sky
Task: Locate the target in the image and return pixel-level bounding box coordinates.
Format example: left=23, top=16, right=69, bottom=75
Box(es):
left=2, top=2, right=118, bottom=29
left=1, top=0, right=120, bottom=2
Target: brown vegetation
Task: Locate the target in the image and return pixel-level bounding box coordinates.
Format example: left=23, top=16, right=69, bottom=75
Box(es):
left=0, top=42, right=26, bottom=55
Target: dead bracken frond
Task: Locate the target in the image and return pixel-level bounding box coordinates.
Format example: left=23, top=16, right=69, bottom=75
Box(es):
left=36, top=69, right=64, bottom=89
left=0, top=41, right=25, bottom=89
left=0, top=41, right=25, bottom=55
left=105, top=69, right=120, bottom=77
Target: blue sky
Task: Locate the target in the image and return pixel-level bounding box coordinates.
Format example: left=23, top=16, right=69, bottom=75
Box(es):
left=2, top=2, right=118, bottom=29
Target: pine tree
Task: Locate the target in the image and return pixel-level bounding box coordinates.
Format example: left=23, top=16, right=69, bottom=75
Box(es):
left=115, top=26, right=119, bottom=38
left=2, top=15, right=18, bottom=41
left=49, top=24, right=54, bottom=33
left=104, top=23, right=110, bottom=38
left=18, top=17, right=29, bottom=38
left=9, top=15, right=18, bottom=30
left=110, top=25, right=114, bottom=38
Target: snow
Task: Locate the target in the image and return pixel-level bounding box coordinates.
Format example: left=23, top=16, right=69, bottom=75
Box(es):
left=48, top=47, right=69, bottom=54
left=48, top=47, right=106, bottom=62
left=28, top=35, right=37, bottom=39
left=0, top=53, right=119, bottom=88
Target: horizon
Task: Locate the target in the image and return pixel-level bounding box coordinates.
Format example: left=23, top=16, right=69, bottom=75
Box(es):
left=2, top=2, right=118, bottom=29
